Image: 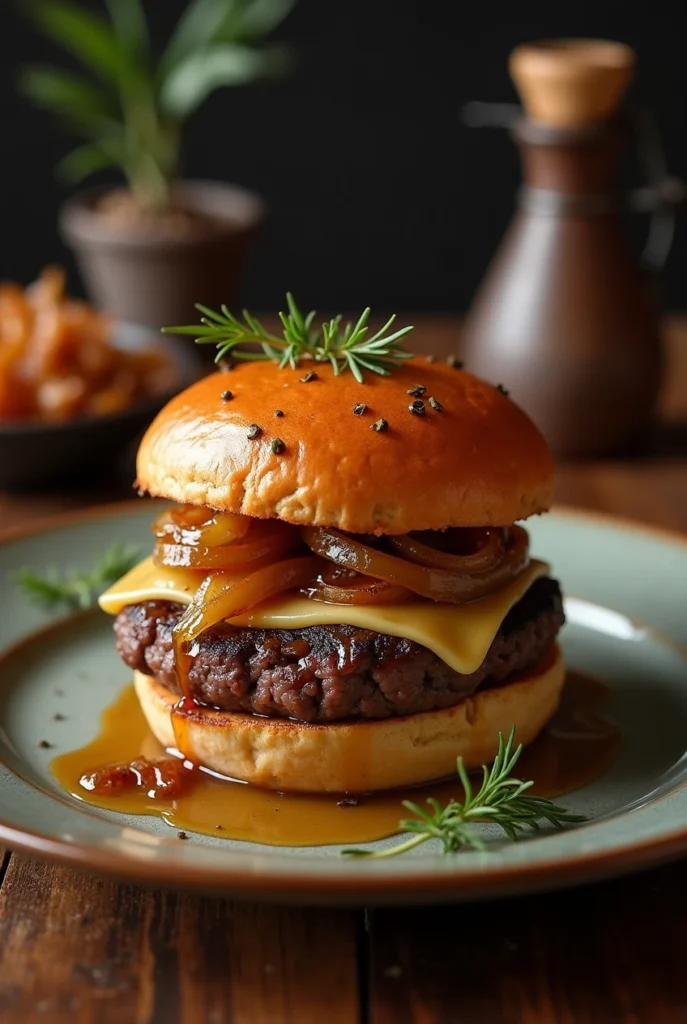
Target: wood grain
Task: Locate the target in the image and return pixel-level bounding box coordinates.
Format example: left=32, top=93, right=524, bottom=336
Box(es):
left=0, top=856, right=359, bottom=1024
left=368, top=861, right=687, bottom=1024
left=556, top=461, right=687, bottom=531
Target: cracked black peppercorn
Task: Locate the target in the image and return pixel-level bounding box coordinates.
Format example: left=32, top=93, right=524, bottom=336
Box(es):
left=299, top=370, right=317, bottom=383
left=271, top=438, right=286, bottom=454
left=247, top=423, right=262, bottom=439
left=447, top=355, right=463, bottom=369
left=274, top=409, right=284, bottom=417
left=407, top=385, right=426, bottom=397
left=428, top=396, right=444, bottom=412
left=496, top=383, right=510, bottom=396
left=371, top=418, right=388, bottom=432
left=353, top=403, right=367, bottom=415
left=221, top=390, right=233, bottom=401
left=409, top=400, right=426, bottom=416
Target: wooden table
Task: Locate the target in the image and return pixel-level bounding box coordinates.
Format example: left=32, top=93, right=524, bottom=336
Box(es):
left=1, top=318, right=687, bottom=1023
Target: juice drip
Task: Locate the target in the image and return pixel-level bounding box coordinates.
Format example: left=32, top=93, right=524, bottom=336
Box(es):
left=170, top=694, right=197, bottom=763
left=50, top=671, right=622, bottom=848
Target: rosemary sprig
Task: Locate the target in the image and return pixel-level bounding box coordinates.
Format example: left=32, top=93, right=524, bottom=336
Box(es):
left=343, top=728, right=586, bottom=859
left=15, top=543, right=140, bottom=612
left=163, top=293, right=415, bottom=383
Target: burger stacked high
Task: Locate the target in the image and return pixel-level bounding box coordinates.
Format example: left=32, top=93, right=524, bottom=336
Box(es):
left=100, top=351, right=565, bottom=793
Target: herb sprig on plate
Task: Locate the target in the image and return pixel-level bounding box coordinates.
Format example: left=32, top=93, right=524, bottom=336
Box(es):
left=163, top=293, right=415, bottom=383
left=343, top=728, right=586, bottom=858
left=15, top=543, right=140, bottom=612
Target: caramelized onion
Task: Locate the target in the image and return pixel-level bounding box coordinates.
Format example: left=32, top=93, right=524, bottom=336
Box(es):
left=302, top=525, right=529, bottom=604
left=153, top=505, right=252, bottom=547
left=307, top=566, right=413, bottom=606
left=173, top=556, right=322, bottom=694
left=153, top=520, right=301, bottom=571
left=389, top=528, right=505, bottom=573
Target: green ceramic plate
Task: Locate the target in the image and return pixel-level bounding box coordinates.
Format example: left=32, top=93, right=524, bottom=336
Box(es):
left=1, top=503, right=687, bottom=905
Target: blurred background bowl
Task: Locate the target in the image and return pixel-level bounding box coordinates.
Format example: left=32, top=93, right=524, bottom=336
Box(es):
left=0, top=323, right=203, bottom=490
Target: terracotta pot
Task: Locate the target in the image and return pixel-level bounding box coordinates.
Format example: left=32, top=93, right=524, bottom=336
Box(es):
left=59, top=180, right=264, bottom=329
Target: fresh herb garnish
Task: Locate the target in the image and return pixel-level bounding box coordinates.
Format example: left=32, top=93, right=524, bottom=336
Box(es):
left=164, top=294, right=415, bottom=384
left=15, top=543, right=140, bottom=612
left=343, top=728, right=585, bottom=859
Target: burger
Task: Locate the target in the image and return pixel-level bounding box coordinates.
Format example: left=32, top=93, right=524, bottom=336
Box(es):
left=99, top=350, right=564, bottom=794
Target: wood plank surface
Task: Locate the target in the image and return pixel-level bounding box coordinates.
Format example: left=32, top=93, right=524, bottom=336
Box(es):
left=368, top=861, right=687, bottom=1024
left=0, top=856, right=360, bottom=1024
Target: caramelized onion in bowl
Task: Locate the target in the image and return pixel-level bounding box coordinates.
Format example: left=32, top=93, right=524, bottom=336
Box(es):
left=0, top=266, right=172, bottom=422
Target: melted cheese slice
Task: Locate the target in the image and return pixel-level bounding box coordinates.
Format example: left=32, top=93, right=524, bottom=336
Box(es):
left=99, top=557, right=549, bottom=676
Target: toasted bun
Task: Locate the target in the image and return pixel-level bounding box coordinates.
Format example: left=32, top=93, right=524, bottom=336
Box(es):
left=136, top=358, right=554, bottom=534
left=134, top=646, right=564, bottom=793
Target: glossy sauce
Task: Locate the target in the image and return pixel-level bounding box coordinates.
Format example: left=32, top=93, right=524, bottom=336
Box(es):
left=51, top=671, right=621, bottom=846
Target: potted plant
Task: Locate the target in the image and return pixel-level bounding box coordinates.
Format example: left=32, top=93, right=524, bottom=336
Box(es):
left=21, top=0, right=296, bottom=328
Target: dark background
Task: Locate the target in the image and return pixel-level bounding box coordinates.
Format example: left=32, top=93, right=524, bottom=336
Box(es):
left=1, top=0, right=686, bottom=313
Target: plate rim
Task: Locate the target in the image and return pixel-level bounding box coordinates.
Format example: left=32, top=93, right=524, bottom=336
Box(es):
left=1, top=499, right=687, bottom=902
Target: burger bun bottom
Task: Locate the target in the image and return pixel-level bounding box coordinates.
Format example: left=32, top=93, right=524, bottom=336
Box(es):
left=134, top=645, right=565, bottom=793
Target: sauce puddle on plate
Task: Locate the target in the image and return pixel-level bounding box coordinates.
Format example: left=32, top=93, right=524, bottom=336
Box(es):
left=51, top=672, right=621, bottom=846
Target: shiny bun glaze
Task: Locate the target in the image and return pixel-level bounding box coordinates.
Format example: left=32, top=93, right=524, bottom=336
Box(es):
left=136, top=358, right=554, bottom=534
left=134, top=647, right=564, bottom=792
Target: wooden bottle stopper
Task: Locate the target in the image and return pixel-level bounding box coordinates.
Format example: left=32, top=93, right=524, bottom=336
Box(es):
left=509, top=39, right=635, bottom=128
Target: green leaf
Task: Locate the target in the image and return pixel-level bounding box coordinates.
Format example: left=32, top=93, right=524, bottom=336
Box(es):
left=105, top=0, right=149, bottom=60
left=340, top=726, right=587, bottom=860
left=27, top=1, right=130, bottom=85
left=159, top=0, right=243, bottom=76
left=19, top=66, right=115, bottom=126
left=56, top=142, right=118, bottom=183
left=164, top=295, right=414, bottom=382
left=239, top=0, right=298, bottom=40
left=160, top=43, right=280, bottom=119
left=103, top=0, right=158, bottom=141
left=15, top=542, right=140, bottom=614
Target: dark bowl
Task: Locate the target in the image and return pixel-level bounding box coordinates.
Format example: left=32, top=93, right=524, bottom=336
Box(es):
left=0, top=325, right=203, bottom=490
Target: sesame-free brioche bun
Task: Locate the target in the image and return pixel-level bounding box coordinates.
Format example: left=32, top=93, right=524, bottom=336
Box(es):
left=134, top=646, right=564, bottom=793
left=136, top=358, right=554, bottom=534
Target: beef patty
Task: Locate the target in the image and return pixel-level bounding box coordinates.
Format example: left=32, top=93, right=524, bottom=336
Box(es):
left=114, top=577, right=564, bottom=723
